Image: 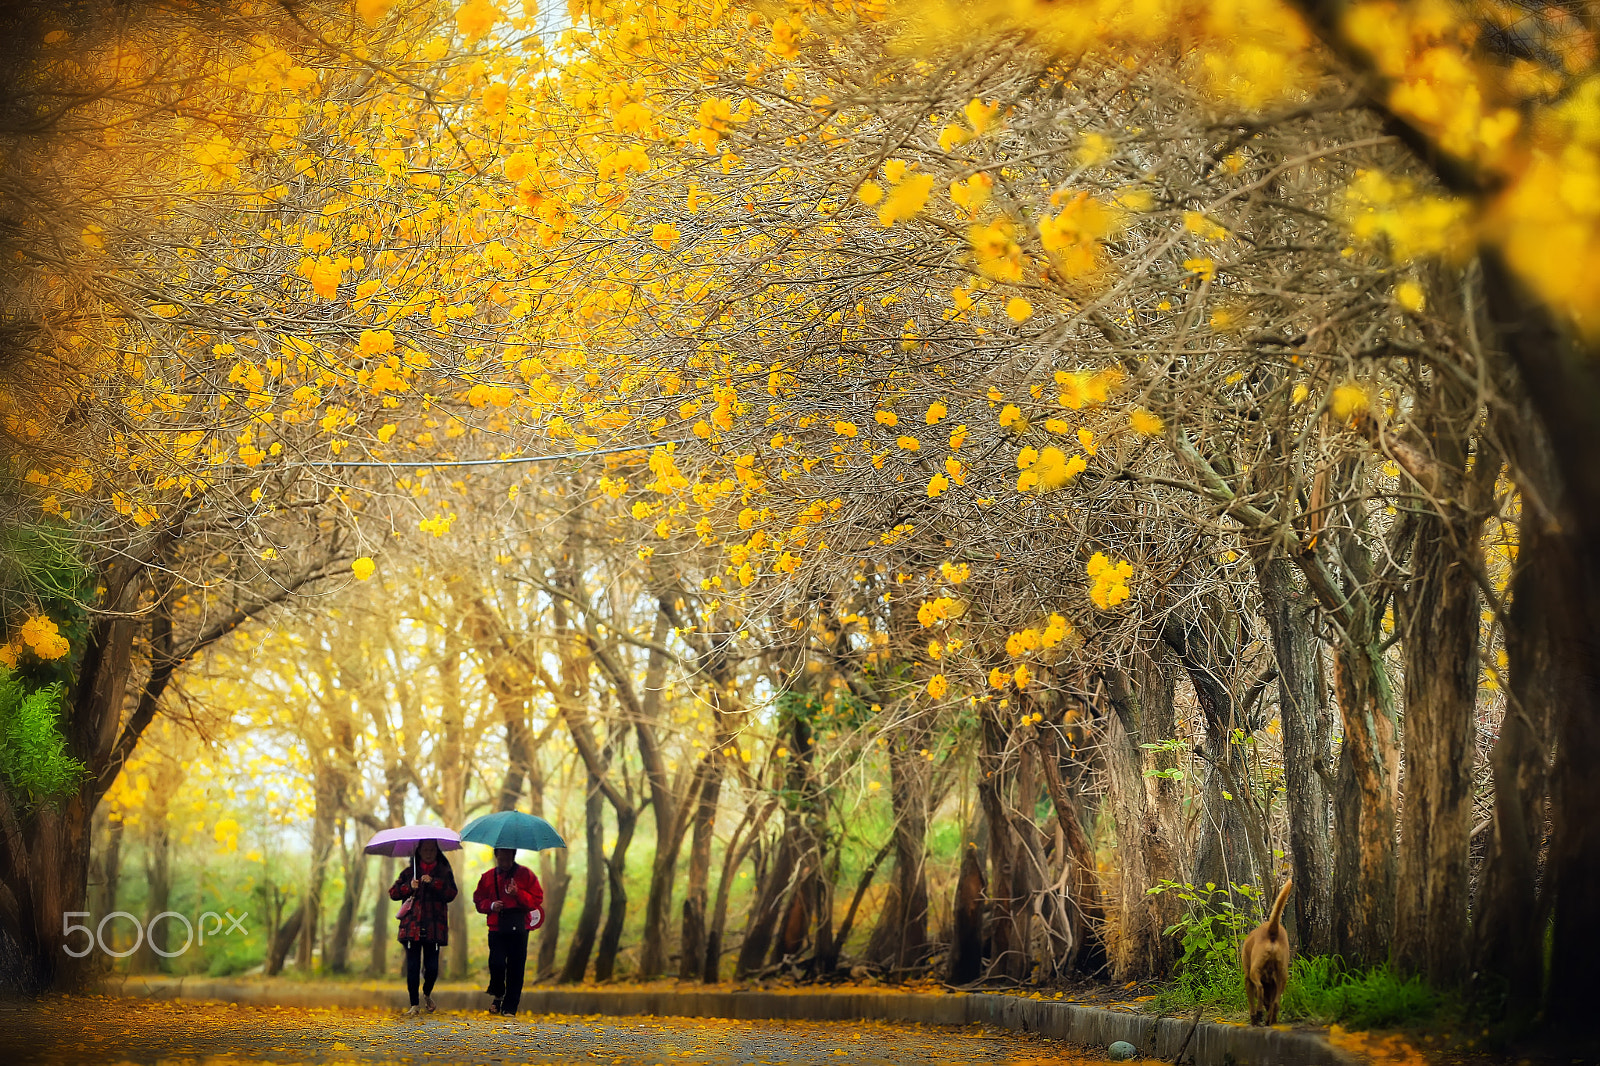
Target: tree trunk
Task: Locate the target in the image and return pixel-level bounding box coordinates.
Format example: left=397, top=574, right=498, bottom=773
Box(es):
left=265, top=903, right=304, bottom=976
left=976, top=705, right=1027, bottom=982
left=1252, top=555, right=1334, bottom=956
left=1475, top=253, right=1600, bottom=1043
left=367, top=857, right=393, bottom=977
left=812, top=848, right=839, bottom=976
left=770, top=868, right=814, bottom=968
left=708, top=794, right=774, bottom=981
left=1101, top=648, right=1183, bottom=978
left=594, top=802, right=636, bottom=981
left=1034, top=723, right=1107, bottom=977
left=327, top=832, right=367, bottom=975
left=633, top=608, right=680, bottom=979
left=638, top=841, right=683, bottom=979
left=1161, top=614, right=1267, bottom=907
left=1475, top=405, right=1559, bottom=1019
left=0, top=578, right=137, bottom=991
left=948, top=832, right=986, bottom=984
left=677, top=752, right=724, bottom=981
left=880, top=715, right=931, bottom=970
left=739, top=708, right=816, bottom=977
left=133, top=816, right=171, bottom=973
left=1329, top=639, right=1400, bottom=968
left=1394, top=513, right=1479, bottom=987
left=298, top=784, right=336, bottom=974
left=536, top=846, right=569, bottom=981
left=497, top=689, right=534, bottom=812
left=94, top=816, right=123, bottom=919
left=368, top=777, right=405, bottom=977
left=559, top=778, right=607, bottom=983
left=437, top=633, right=469, bottom=980
left=737, top=812, right=798, bottom=977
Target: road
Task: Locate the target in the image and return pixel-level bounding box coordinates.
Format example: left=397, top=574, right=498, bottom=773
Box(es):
left=3, top=996, right=1132, bottom=1065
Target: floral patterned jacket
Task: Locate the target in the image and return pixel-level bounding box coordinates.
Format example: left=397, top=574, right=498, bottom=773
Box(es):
left=389, top=855, right=458, bottom=944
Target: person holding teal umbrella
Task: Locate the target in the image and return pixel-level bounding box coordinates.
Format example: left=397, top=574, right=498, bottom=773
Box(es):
left=472, top=846, right=543, bottom=1015
left=462, top=810, right=565, bottom=1016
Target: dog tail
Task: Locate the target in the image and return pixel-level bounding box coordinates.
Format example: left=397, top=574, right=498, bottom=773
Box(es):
left=1266, top=879, right=1293, bottom=940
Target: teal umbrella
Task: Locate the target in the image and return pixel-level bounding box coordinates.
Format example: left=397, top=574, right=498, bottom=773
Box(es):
left=459, top=810, right=567, bottom=851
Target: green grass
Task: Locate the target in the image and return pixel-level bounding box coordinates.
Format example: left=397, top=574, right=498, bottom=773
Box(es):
left=1153, top=953, right=1459, bottom=1030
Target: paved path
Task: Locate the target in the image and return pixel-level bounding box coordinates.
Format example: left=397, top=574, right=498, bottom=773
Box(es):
left=3, top=996, right=1128, bottom=1065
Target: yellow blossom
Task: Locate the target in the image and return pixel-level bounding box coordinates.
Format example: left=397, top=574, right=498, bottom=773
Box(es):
left=1332, top=382, right=1371, bottom=420
left=1130, top=408, right=1164, bottom=436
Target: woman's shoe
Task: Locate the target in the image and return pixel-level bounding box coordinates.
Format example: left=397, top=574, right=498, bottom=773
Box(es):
left=424, top=994, right=437, bottom=1014
left=402, top=1004, right=420, bottom=1017
left=490, top=997, right=502, bottom=1014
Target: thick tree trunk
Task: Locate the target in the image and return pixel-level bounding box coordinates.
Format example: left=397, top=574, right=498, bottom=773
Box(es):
left=1102, top=660, right=1172, bottom=978
left=1475, top=427, right=1557, bottom=1018
left=1473, top=257, right=1600, bottom=1044
left=1101, top=700, right=1178, bottom=977
left=368, top=779, right=404, bottom=977
left=1394, top=515, right=1479, bottom=987
left=812, top=853, right=838, bottom=976
left=742, top=707, right=821, bottom=977
left=1252, top=555, right=1334, bottom=956
left=497, top=691, right=534, bottom=812
left=559, top=779, right=607, bottom=983
left=638, top=843, right=683, bottom=979
left=1329, top=641, right=1400, bottom=968
left=0, top=580, right=137, bottom=991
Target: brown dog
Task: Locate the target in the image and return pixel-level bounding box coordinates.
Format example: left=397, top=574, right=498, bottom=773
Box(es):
left=1240, top=879, right=1293, bottom=1026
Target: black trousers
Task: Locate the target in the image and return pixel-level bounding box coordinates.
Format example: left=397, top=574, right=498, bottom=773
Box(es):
left=485, top=928, right=530, bottom=1014
left=403, top=939, right=440, bottom=1006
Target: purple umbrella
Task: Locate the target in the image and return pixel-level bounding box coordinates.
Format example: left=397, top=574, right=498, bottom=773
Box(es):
left=363, top=824, right=463, bottom=857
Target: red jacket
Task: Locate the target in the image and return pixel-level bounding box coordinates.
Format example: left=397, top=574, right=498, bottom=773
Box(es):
left=473, top=863, right=544, bottom=932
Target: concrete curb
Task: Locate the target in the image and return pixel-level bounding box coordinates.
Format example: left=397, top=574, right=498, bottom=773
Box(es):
left=110, top=978, right=1359, bottom=1066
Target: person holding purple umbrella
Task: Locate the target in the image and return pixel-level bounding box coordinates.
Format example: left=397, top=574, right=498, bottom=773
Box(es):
left=389, top=838, right=457, bottom=1016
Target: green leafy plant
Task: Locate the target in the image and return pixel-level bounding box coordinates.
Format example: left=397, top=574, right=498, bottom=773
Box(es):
left=0, top=668, right=86, bottom=807
left=1140, top=738, right=1188, bottom=781
left=1146, top=879, right=1260, bottom=1013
